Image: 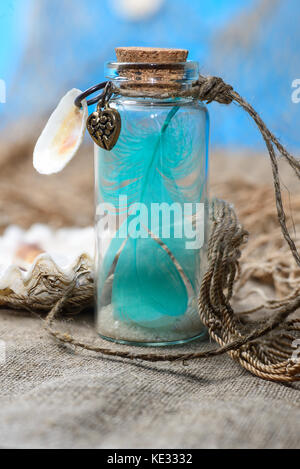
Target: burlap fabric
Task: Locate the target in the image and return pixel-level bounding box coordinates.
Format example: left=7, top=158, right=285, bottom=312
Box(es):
left=0, top=309, right=299, bottom=449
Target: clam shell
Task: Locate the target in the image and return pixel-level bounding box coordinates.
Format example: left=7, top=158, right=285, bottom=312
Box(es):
left=33, top=89, right=88, bottom=174
left=0, top=225, right=94, bottom=314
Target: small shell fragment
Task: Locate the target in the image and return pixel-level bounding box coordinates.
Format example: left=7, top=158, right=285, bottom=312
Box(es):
left=33, top=89, right=88, bottom=174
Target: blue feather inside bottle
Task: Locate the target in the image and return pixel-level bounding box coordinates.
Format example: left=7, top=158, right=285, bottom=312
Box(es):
left=95, top=95, right=209, bottom=345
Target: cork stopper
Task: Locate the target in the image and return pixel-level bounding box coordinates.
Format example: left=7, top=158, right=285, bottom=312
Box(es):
left=115, top=47, right=188, bottom=63
left=114, top=47, right=190, bottom=95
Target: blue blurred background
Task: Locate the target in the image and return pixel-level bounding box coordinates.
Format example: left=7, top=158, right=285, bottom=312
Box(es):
left=0, top=0, right=299, bottom=149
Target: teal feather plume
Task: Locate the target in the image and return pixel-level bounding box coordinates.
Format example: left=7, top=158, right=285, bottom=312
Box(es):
left=97, top=104, right=206, bottom=328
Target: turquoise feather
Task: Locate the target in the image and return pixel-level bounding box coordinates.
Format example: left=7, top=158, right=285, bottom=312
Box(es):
left=97, top=103, right=206, bottom=328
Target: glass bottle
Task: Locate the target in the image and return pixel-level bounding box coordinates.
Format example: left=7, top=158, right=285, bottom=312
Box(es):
left=95, top=48, right=209, bottom=346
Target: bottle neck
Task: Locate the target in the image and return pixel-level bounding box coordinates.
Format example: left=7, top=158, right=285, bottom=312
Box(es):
left=111, top=94, right=197, bottom=107
left=106, top=61, right=199, bottom=101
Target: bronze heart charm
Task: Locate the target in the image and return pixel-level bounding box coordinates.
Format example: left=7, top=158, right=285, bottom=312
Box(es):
left=86, top=105, right=121, bottom=151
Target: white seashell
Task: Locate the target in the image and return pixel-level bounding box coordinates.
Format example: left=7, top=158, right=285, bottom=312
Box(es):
left=0, top=225, right=94, bottom=313
left=33, top=89, right=88, bottom=175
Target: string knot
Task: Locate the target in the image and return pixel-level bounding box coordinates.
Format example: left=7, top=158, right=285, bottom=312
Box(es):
left=194, top=75, right=234, bottom=105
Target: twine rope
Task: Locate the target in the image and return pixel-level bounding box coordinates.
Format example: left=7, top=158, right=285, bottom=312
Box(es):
left=43, top=200, right=300, bottom=383
left=43, top=76, right=300, bottom=382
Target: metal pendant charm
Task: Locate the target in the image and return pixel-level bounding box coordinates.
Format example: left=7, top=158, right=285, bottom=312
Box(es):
left=87, top=103, right=121, bottom=151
